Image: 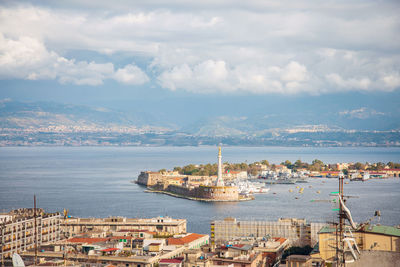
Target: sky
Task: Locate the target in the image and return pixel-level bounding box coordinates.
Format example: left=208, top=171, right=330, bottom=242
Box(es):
left=0, top=0, right=400, bottom=127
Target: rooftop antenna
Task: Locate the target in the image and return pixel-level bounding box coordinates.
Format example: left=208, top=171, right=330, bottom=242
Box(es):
left=311, top=172, right=360, bottom=266
left=333, top=173, right=361, bottom=266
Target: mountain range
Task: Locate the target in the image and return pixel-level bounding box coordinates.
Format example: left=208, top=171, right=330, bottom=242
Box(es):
left=0, top=99, right=399, bottom=146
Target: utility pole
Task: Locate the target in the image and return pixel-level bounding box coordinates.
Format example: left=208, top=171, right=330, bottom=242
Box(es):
left=34, top=195, right=38, bottom=266
left=335, top=222, right=338, bottom=267
left=314, top=173, right=357, bottom=266
left=338, top=174, right=345, bottom=267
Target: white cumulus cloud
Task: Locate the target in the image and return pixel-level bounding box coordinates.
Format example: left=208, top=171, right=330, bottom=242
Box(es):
left=0, top=2, right=399, bottom=94
left=114, top=64, right=149, bottom=85
left=158, top=60, right=315, bottom=94
left=382, top=73, right=400, bottom=89
left=0, top=34, right=148, bottom=86
left=326, top=73, right=371, bottom=90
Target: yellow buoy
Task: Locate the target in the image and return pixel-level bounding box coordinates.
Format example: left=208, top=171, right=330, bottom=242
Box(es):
left=317, top=190, right=321, bottom=194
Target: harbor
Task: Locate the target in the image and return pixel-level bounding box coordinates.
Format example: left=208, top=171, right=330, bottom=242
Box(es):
left=1, top=146, right=400, bottom=234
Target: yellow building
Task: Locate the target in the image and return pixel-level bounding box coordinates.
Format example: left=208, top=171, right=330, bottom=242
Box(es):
left=148, top=243, right=161, bottom=252
left=315, top=224, right=400, bottom=262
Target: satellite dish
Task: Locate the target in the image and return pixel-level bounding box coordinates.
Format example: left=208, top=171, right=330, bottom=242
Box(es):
left=12, top=253, right=25, bottom=267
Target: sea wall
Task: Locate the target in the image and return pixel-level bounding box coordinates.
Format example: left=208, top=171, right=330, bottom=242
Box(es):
left=166, top=184, right=193, bottom=197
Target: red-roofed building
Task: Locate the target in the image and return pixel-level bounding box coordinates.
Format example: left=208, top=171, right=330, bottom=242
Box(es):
left=159, top=257, right=184, bottom=267
left=167, top=233, right=209, bottom=249
left=255, top=237, right=289, bottom=267
left=67, top=237, right=109, bottom=244
left=101, top=248, right=119, bottom=252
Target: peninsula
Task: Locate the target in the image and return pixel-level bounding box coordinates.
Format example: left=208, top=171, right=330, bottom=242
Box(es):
left=137, top=147, right=252, bottom=202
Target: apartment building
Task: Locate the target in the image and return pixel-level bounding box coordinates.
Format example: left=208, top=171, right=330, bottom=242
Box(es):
left=0, top=208, right=61, bottom=259
left=62, top=216, right=187, bottom=237
left=211, top=217, right=326, bottom=247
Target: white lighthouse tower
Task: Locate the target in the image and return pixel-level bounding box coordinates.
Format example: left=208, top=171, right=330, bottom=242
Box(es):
left=215, top=146, right=225, bottom=187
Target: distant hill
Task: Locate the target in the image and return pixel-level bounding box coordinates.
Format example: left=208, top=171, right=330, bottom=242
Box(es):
left=0, top=99, right=399, bottom=146
left=0, top=99, right=162, bottom=130
left=183, top=111, right=400, bottom=137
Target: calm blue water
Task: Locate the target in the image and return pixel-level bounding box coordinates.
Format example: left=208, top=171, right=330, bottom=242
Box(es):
left=0, top=146, right=399, bottom=234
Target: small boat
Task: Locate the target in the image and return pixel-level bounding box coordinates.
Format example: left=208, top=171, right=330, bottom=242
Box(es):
left=289, top=189, right=293, bottom=192
left=316, top=190, right=321, bottom=194
left=296, top=179, right=309, bottom=183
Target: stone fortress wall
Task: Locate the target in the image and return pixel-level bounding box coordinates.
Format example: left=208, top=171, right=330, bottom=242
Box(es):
left=137, top=147, right=242, bottom=201
left=195, top=185, right=239, bottom=201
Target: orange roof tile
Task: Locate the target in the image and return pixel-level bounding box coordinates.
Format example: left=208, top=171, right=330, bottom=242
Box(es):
left=118, top=229, right=148, bottom=232
left=272, top=237, right=287, bottom=244
left=101, top=248, right=119, bottom=252
left=67, top=237, right=109, bottom=244
left=167, top=233, right=205, bottom=245
left=160, top=258, right=183, bottom=263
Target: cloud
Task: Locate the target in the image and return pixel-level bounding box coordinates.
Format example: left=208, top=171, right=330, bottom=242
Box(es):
left=158, top=60, right=230, bottom=92
left=114, top=64, right=149, bottom=85
left=0, top=33, right=148, bottom=86
left=382, top=73, right=400, bottom=89
left=0, top=2, right=399, bottom=93
left=281, top=61, right=309, bottom=82
left=158, top=60, right=313, bottom=94
left=56, top=60, right=114, bottom=86
left=326, top=73, right=371, bottom=90
left=339, top=107, right=385, bottom=119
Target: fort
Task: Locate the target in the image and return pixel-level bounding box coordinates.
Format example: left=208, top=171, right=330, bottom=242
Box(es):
left=137, top=147, right=252, bottom=202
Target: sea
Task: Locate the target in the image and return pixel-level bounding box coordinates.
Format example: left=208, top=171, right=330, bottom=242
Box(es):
left=0, top=146, right=399, bottom=234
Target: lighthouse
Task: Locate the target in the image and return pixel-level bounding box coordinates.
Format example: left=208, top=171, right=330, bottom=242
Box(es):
left=215, top=146, right=225, bottom=187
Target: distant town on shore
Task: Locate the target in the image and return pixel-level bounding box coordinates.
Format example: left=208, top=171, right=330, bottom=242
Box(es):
left=1, top=100, right=399, bottom=147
